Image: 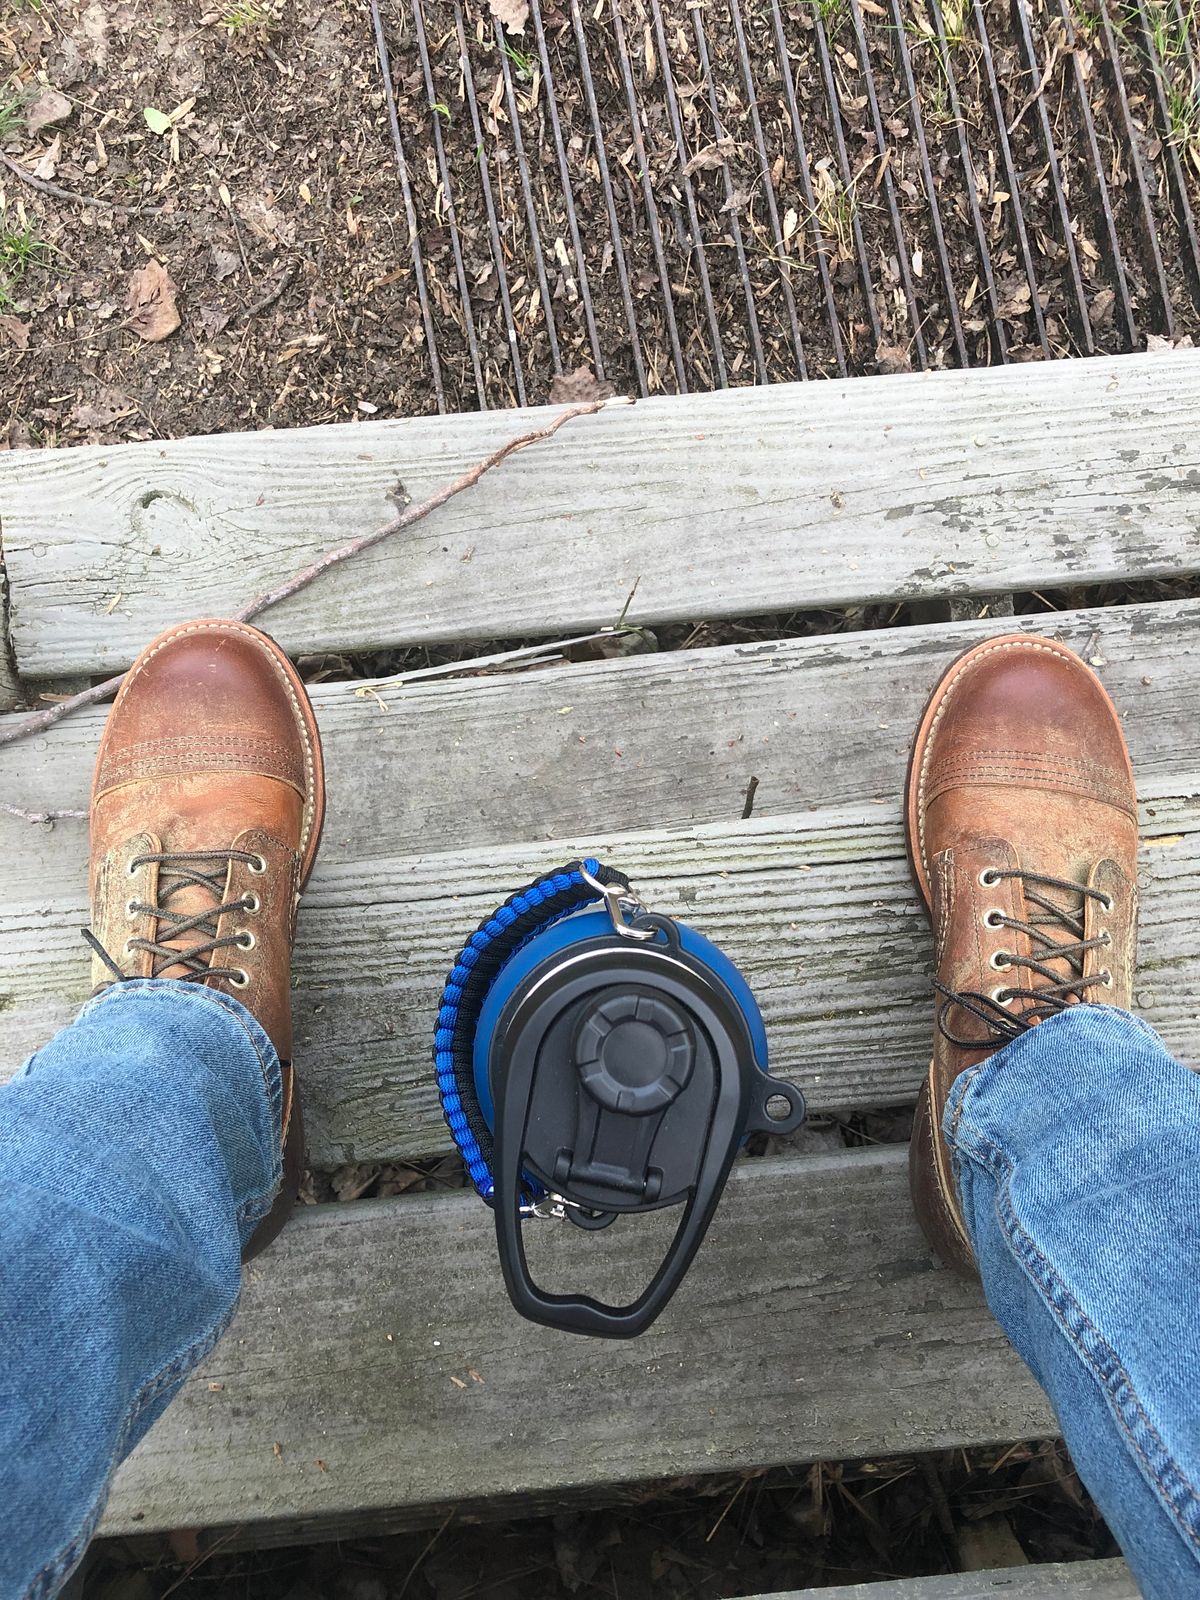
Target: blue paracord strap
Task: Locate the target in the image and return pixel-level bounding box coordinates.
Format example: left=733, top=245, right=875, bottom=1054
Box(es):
left=434, top=858, right=625, bottom=1204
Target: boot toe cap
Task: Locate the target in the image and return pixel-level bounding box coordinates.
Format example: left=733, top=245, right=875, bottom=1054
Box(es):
left=94, top=620, right=314, bottom=798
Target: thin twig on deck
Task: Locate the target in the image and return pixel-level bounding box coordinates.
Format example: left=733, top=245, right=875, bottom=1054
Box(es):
left=0, top=799, right=87, bottom=823
left=0, top=400, right=616, bottom=767
left=234, top=400, right=614, bottom=620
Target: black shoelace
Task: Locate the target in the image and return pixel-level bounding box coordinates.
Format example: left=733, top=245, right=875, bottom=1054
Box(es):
left=935, top=868, right=1114, bottom=1048
left=83, top=847, right=263, bottom=986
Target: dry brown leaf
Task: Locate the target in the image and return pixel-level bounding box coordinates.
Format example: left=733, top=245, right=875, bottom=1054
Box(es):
left=26, top=89, right=72, bottom=137
left=0, top=315, right=30, bottom=350
left=875, top=342, right=912, bottom=374
left=70, top=387, right=134, bottom=430
left=549, top=366, right=615, bottom=404
left=682, top=138, right=736, bottom=177
left=489, top=0, right=529, bottom=32
left=1088, top=286, right=1116, bottom=329
left=33, top=133, right=61, bottom=181
left=126, top=258, right=180, bottom=343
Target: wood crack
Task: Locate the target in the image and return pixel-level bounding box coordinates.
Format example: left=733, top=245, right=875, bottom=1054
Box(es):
left=0, top=520, right=23, bottom=712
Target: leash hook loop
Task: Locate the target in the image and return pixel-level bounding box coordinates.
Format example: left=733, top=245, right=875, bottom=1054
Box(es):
left=579, top=860, right=657, bottom=943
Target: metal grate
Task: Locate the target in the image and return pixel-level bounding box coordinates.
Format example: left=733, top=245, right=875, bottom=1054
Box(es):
left=371, top=0, right=1200, bottom=411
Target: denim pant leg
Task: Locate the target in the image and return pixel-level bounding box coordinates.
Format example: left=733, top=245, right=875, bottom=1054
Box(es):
left=947, top=1005, right=1200, bottom=1599
left=0, top=979, right=282, bottom=1600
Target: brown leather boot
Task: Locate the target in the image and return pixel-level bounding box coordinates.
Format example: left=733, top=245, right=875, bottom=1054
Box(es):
left=88, top=619, right=325, bottom=1260
left=906, top=634, right=1138, bottom=1274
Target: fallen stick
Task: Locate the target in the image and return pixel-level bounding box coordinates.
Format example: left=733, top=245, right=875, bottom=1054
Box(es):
left=0, top=398, right=614, bottom=764
left=0, top=150, right=163, bottom=215
left=0, top=799, right=87, bottom=823
left=233, top=400, right=612, bottom=620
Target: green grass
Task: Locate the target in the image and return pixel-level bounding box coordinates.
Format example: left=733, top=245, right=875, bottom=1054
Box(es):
left=919, top=72, right=958, bottom=129
left=905, top=0, right=972, bottom=52
left=0, top=223, right=48, bottom=309
left=933, top=0, right=971, bottom=47
left=220, top=0, right=273, bottom=35
left=811, top=0, right=848, bottom=29
left=0, top=88, right=26, bottom=142
left=0, top=225, right=46, bottom=274
left=500, top=37, right=534, bottom=79
left=1069, top=3, right=1105, bottom=36
left=1136, top=0, right=1200, bottom=170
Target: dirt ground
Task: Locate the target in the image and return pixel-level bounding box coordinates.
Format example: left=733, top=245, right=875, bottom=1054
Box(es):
left=1, top=0, right=438, bottom=447
left=3, top=0, right=1200, bottom=443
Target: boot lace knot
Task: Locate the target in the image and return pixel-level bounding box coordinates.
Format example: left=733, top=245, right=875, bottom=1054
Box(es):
left=83, top=847, right=264, bottom=988
left=935, top=868, right=1114, bottom=1048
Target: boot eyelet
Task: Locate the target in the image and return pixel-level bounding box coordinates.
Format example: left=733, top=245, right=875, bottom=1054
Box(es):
left=123, top=938, right=136, bottom=955
left=990, top=950, right=1012, bottom=970
left=126, top=859, right=141, bottom=878
left=982, top=908, right=1005, bottom=929
left=248, top=855, right=267, bottom=875
left=1100, top=930, right=1112, bottom=946
left=242, top=893, right=261, bottom=914
left=1100, top=969, right=1113, bottom=988
left=236, top=931, right=256, bottom=951
left=125, top=899, right=139, bottom=920
left=230, top=970, right=251, bottom=988
left=979, top=868, right=1002, bottom=887
left=991, top=986, right=1012, bottom=1005
left=1098, top=892, right=1115, bottom=912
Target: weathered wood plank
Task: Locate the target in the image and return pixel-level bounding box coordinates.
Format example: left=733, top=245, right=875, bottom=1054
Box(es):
left=3, top=351, right=1199, bottom=677
left=100, top=1147, right=1054, bottom=1537
left=1, top=599, right=1198, bottom=863
left=11, top=785, right=1200, bottom=1164
left=737, top=1560, right=1137, bottom=1598
left=2, top=605, right=1198, bottom=1164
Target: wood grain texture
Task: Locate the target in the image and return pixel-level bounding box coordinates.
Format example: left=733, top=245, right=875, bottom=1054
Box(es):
left=100, top=1147, right=1054, bottom=1537
left=3, top=351, right=1200, bottom=677
left=2, top=604, right=1199, bottom=1163
left=2, top=598, right=1198, bottom=858
left=737, top=1560, right=1137, bottom=1598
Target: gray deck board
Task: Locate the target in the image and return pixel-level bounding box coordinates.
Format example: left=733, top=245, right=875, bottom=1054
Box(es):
left=4, top=787, right=1198, bottom=1166
left=737, top=1559, right=1137, bottom=1597
left=2, top=605, right=1198, bottom=1163
left=2, top=598, right=1198, bottom=858
left=100, top=1146, right=1054, bottom=1538
left=3, top=351, right=1200, bottom=678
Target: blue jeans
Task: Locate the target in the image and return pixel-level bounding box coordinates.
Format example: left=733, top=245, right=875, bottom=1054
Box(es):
left=950, top=1005, right=1200, bottom=1598
left=0, top=980, right=281, bottom=1600
left=1, top=991, right=1197, bottom=1598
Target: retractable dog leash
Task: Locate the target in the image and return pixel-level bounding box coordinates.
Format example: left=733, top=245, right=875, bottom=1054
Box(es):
left=434, top=859, right=805, bottom=1338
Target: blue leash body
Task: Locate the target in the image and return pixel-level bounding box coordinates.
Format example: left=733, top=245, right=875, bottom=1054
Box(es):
left=433, top=858, right=627, bottom=1203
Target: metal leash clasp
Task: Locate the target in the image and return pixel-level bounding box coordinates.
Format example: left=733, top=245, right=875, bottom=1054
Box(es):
left=579, top=862, right=657, bottom=943
left=524, top=1192, right=588, bottom=1221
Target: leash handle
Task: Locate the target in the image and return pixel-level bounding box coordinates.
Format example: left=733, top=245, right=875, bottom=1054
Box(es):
left=491, top=994, right=771, bottom=1337
left=486, top=911, right=805, bottom=1337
